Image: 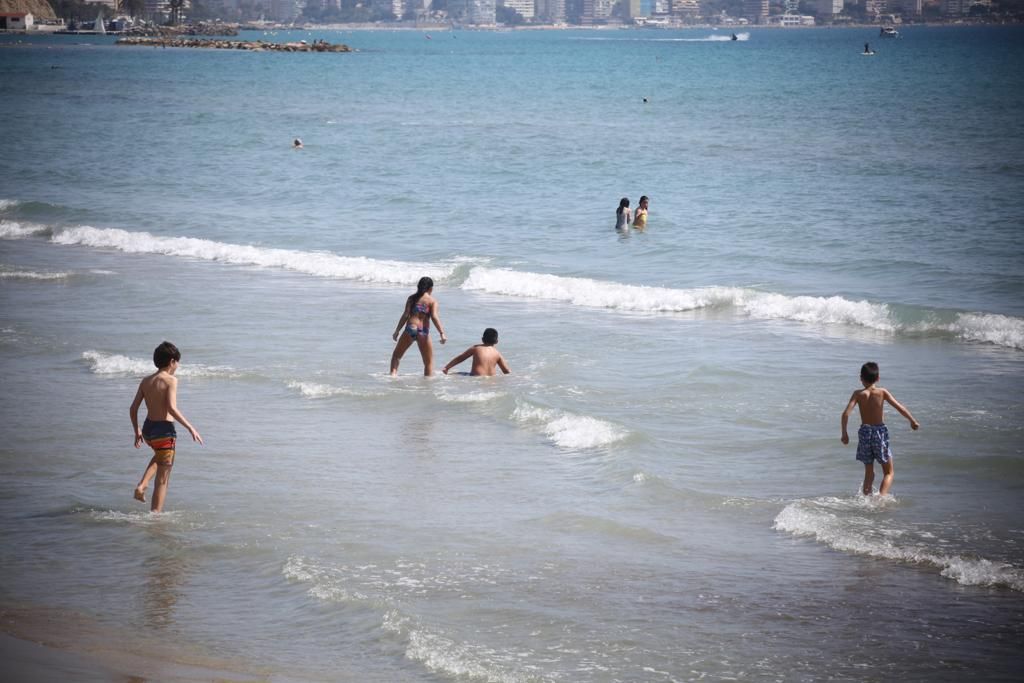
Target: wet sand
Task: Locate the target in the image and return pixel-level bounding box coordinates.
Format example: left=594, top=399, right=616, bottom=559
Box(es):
left=0, top=605, right=270, bottom=682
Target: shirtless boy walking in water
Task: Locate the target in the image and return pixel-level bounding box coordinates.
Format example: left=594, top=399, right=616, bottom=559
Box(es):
left=130, top=341, right=203, bottom=512
left=442, top=328, right=510, bottom=377
left=841, top=362, right=919, bottom=496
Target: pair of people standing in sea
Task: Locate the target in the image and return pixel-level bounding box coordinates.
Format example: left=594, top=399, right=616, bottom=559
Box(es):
left=389, top=276, right=510, bottom=377
left=615, top=196, right=649, bottom=231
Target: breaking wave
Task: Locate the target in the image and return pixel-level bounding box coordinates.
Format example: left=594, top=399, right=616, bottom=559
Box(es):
left=773, top=497, right=1024, bottom=592
left=50, top=225, right=455, bottom=285
left=81, top=350, right=238, bottom=378
left=0, top=220, right=52, bottom=239
left=462, top=267, right=1024, bottom=350
left=4, top=217, right=1020, bottom=350
left=511, top=400, right=627, bottom=450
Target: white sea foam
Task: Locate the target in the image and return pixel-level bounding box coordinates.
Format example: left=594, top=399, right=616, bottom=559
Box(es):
left=463, top=267, right=742, bottom=313
left=82, top=350, right=237, bottom=378
left=0, top=220, right=51, bottom=239
left=735, top=291, right=896, bottom=331
left=382, top=610, right=532, bottom=683
left=774, top=498, right=1024, bottom=592
left=286, top=381, right=365, bottom=399
left=511, top=401, right=627, bottom=450
left=0, top=267, right=70, bottom=281
left=436, top=389, right=504, bottom=404
left=51, top=226, right=454, bottom=285
left=947, top=313, right=1024, bottom=350
left=0, top=199, right=20, bottom=211
left=463, top=267, right=896, bottom=328
left=463, top=267, right=1024, bottom=349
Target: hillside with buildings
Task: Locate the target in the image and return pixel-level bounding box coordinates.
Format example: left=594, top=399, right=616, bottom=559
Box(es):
left=0, top=0, right=55, bottom=19
left=20, top=0, right=1018, bottom=28
left=222, top=0, right=1020, bottom=26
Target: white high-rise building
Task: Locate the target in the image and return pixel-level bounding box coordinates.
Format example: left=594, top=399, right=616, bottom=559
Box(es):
left=502, top=0, right=535, bottom=18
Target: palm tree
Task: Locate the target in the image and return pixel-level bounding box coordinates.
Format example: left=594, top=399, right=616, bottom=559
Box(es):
left=169, top=0, right=185, bottom=24
left=118, top=0, right=145, bottom=16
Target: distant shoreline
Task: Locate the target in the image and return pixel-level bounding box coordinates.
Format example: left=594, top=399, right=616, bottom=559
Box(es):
left=249, top=20, right=1023, bottom=32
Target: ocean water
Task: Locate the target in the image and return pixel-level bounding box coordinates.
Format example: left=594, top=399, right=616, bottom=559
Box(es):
left=1, top=25, right=1023, bottom=681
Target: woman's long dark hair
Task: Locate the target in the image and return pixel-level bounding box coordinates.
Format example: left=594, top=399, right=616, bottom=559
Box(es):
left=407, top=276, right=433, bottom=314
left=617, top=197, right=630, bottom=216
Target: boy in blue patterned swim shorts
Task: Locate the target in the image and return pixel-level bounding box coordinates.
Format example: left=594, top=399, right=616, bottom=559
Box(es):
left=841, top=362, right=920, bottom=496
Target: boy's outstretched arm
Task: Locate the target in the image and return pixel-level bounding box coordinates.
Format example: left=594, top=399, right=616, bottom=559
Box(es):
left=130, top=383, right=145, bottom=448
left=166, top=377, right=203, bottom=444
left=841, top=391, right=858, bottom=444
left=443, top=348, right=473, bottom=375
left=884, top=390, right=920, bottom=430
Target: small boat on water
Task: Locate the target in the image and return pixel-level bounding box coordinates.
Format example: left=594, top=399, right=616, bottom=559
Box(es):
left=880, top=26, right=899, bottom=37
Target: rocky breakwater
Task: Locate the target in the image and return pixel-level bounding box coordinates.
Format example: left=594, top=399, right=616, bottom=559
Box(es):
left=115, top=37, right=353, bottom=53
left=122, top=22, right=240, bottom=37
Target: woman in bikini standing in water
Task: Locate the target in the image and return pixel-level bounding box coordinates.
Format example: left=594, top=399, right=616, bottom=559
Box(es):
left=390, top=276, right=447, bottom=376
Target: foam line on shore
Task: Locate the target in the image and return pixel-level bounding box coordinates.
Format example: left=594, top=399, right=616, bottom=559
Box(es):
left=51, top=226, right=455, bottom=285
left=773, top=497, right=1024, bottom=592
left=284, top=555, right=530, bottom=683
left=0, top=266, right=70, bottom=281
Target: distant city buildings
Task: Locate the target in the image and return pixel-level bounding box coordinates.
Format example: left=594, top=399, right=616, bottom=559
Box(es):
left=942, top=0, right=990, bottom=14
left=889, top=0, right=922, bottom=16
left=627, top=0, right=656, bottom=18
left=815, top=0, right=844, bottom=18
left=864, top=0, right=887, bottom=20
left=536, top=0, right=567, bottom=23
left=450, top=0, right=497, bottom=23
left=580, top=0, right=615, bottom=23
left=269, top=0, right=300, bottom=21
left=743, top=0, right=768, bottom=23
left=501, top=0, right=536, bottom=19
left=671, top=0, right=700, bottom=17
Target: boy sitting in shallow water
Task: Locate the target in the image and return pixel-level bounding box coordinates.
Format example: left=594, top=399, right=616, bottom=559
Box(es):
left=130, top=341, right=203, bottom=512
left=442, top=328, right=510, bottom=377
left=841, top=361, right=919, bottom=496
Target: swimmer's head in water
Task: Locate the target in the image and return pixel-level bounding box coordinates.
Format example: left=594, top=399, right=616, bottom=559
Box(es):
left=482, top=328, right=498, bottom=345
left=293, top=138, right=302, bottom=147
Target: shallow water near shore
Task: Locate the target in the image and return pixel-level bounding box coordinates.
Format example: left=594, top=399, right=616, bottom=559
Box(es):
left=1, top=26, right=1023, bottom=681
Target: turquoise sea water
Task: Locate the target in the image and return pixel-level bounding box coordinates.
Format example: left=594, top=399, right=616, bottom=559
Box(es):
left=1, top=26, right=1023, bottom=681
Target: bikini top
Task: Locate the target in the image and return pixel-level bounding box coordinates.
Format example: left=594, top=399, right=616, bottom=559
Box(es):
left=411, top=299, right=430, bottom=316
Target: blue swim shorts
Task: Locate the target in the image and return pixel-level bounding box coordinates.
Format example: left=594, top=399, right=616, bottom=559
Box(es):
left=856, top=423, right=892, bottom=465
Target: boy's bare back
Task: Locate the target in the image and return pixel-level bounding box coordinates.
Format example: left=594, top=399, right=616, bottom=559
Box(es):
left=850, top=385, right=889, bottom=426
left=467, top=345, right=509, bottom=376
left=443, top=344, right=510, bottom=376
left=136, top=370, right=177, bottom=422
